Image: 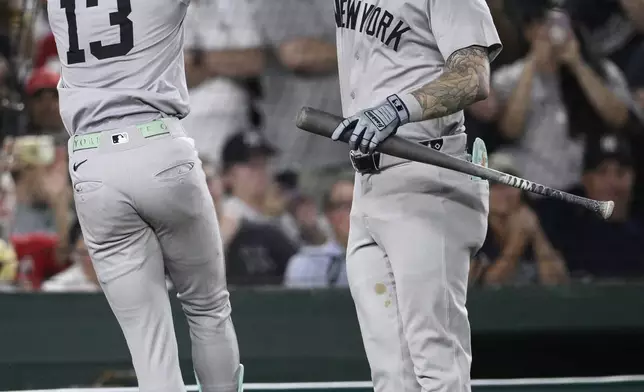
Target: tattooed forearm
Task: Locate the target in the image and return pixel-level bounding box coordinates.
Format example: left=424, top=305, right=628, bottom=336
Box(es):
left=410, top=45, right=491, bottom=120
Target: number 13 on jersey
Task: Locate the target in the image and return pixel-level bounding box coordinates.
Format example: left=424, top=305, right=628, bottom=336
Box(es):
left=60, top=0, right=134, bottom=64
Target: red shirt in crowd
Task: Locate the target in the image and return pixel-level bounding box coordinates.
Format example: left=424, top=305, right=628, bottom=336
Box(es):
left=10, top=233, right=67, bottom=290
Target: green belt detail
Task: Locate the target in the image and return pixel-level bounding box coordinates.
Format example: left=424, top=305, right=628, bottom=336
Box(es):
left=72, top=120, right=171, bottom=151
left=137, top=119, right=171, bottom=138
left=72, top=132, right=101, bottom=151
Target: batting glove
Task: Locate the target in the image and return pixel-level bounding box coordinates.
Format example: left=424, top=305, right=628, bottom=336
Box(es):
left=332, top=94, right=412, bottom=155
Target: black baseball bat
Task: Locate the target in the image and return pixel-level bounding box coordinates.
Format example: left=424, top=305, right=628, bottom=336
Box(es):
left=295, top=107, right=614, bottom=220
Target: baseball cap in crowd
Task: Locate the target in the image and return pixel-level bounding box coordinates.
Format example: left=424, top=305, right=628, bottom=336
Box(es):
left=583, top=134, right=633, bottom=172
left=488, top=151, right=521, bottom=177
left=25, top=67, right=59, bottom=96
left=221, top=131, right=277, bottom=172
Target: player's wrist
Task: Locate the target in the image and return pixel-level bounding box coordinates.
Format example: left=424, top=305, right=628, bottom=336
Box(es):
left=391, top=93, right=423, bottom=123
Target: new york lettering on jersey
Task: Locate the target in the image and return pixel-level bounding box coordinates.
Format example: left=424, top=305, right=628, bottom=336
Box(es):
left=334, top=0, right=411, bottom=51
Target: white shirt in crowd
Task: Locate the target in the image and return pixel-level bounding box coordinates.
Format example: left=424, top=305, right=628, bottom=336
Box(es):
left=223, top=197, right=271, bottom=224
left=41, top=264, right=101, bottom=293
left=223, top=196, right=335, bottom=247
left=42, top=264, right=174, bottom=292
left=182, top=0, right=262, bottom=163
left=284, top=241, right=348, bottom=289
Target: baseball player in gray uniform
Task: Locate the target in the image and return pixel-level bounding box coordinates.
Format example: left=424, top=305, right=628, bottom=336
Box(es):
left=46, top=1, right=242, bottom=391
left=332, top=1, right=502, bottom=391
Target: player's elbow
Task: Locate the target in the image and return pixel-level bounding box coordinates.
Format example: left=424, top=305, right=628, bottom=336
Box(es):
left=475, top=78, right=491, bottom=103
left=471, top=59, right=492, bottom=103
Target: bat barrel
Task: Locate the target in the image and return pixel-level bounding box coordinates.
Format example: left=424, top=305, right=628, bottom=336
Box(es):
left=296, top=107, right=340, bottom=139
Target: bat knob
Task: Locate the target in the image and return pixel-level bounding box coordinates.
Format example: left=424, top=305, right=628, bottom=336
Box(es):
left=599, top=200, right=615, bottom=220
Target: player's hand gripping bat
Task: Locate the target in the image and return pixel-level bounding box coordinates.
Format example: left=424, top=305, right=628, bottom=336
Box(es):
left=296, top=107, right=614, bottom=220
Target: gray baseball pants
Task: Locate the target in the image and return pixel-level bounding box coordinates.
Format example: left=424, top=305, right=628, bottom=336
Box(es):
left=68, top=118, right=240, bottom=392
left=346, top=133, right=489, bottom=392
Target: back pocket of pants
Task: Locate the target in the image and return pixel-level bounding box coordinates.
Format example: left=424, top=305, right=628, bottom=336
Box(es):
left=154, top=162, right=195, bottom=181
left=74, top=181, right=103, bottom=195
left=73, top=181, right=105, bottom=208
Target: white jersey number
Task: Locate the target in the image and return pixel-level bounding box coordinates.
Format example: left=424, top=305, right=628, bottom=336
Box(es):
left=60, top=0, right=134, bottom=64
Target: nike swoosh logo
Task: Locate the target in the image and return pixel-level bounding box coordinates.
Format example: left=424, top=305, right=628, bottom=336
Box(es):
left=73, top=159, right=88, bottom=172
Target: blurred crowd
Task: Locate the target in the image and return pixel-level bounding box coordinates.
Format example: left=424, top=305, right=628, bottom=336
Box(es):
left=0, top=0, right=643, bottom=293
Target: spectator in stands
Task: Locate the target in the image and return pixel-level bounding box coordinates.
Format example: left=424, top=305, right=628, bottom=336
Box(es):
left=10, top=135, right=71, bottom=238
left=564, top=0, right=644, bottom=75
left=31, top=1, right=52, bottom=54
left=626, top=45, right=644, bottom=111
left=487, top=0, right=528, bottom=69
left=41, top=220, right=100, bottom=293
left=224, top=216, right=298, bottom=285
left=284, top=179, right=352, bottom=288
left=270, top=170, right=322, bottom=245
left=634, top=82, right=644, bottom=111
left=33, top=33, right=61, bottom=73
left=220, top=132, right=327, bottom=247
left=269, top=170, right=336, bottom=247
left=222, top=131, right=277, bottom=222
left=621, top=46, right=644, bottom=217
left=0, top=139, right=16, bottom=239
left=11, top=231, right=66, bottom=291
left=471, top=152, right=569, bottom=286
left=285, top=193, right=329, bottom=246
left=0, top=53, right=7, bottom=88
left=536, top=134, right=644, bottom=280
left=0, top=238, right=18, bottom=292
left=241, top=0, right=351, bottom=181
left=202, top=157, right=239, bottom=249
left=213, top=138, right=299, bottom=285
left=25, top=67, right=65, bottom=136
left=493, top=2, right=631, bottom=191
left=0, top=2, right=11, bottom=61
left=183, top=0, right=264, bottom=163
left=465, top=0, right=531, bottom=154
left=464, top=92, right=507, bottom=156
left=0, top=4, right=15, bottom=136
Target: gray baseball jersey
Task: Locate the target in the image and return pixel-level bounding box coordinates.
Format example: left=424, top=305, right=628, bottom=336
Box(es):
left=336, top=0, right=501, bottom=140
left=334, top=1, right=500, bottom=391
left=47, top=1, right=242, bottom=391
left=47, top=0, right=191, bottom=136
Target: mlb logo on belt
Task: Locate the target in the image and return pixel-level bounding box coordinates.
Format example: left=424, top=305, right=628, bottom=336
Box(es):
left=112, top=132, right=129, bottom=145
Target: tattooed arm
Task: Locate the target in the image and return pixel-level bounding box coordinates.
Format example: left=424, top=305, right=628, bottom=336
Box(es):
left=400, top=45, right=492, bottom=122
left=331, top=45, right=494, bottom=153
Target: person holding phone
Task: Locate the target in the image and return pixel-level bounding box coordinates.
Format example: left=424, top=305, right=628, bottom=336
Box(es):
left=564, top=0, right=644, bottom=74
left=492, top=1, right=632, bottom=191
